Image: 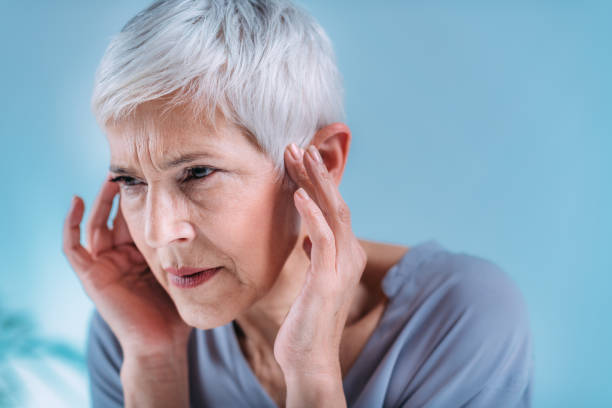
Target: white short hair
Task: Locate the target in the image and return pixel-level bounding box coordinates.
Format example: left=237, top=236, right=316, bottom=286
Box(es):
left=91, top=0, right=344, bottom=182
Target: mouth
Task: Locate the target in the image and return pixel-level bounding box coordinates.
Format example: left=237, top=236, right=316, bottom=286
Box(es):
left=167, top=267, right=221, bottom=289
left=164, top=266, right=220, bottom=276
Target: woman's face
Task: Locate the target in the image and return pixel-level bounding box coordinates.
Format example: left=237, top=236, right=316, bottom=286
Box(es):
left=106, top=104, right=301, bottom=329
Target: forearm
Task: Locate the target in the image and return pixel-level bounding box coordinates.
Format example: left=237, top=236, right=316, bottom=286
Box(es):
left=120, top=350, right=189, bottom=408
left=284, top=369, right=347, bottom=408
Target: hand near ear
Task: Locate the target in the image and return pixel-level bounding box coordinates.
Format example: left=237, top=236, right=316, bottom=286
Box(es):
left=273, top=143, right=366, bottom=407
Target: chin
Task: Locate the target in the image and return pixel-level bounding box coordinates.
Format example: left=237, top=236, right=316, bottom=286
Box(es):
left=174, top=297, right=237, bottom=330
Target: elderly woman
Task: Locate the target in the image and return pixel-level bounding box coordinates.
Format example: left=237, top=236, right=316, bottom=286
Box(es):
left=62, top=0, right=533, bottom=407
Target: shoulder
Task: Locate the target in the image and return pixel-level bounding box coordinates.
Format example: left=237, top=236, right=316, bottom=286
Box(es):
left=384, top=242, right=534, bottom=406
left=388, top=242, right=530, bottom=337
left=431, top=249, right=530, bottom=338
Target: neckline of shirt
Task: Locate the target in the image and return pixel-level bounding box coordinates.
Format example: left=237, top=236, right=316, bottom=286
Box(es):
left=222, top=238, right=447, bottom=406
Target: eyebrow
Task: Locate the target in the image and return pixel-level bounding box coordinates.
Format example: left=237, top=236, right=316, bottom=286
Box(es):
left=109, top=152, right=217, bottom=175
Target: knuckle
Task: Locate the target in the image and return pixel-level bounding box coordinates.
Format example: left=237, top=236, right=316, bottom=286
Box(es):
left=322, top=167, right=335, bottom=183
left=336, top=201, right=352, bottom=224
left=297, top=164, right=310, bottom=183
left=313, top=229, right=334, bottom=247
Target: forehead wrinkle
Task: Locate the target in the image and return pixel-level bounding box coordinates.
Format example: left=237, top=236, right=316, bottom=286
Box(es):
left=109, top=103, right=234, bottom=175
left=123, top=110, right=181, bottom=174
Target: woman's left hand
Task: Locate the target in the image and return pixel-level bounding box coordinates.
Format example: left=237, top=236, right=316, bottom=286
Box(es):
left=273, top=143, right=368, bottom=386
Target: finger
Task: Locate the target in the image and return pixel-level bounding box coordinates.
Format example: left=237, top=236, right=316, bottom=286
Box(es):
left=112, top=198, right=133, bottom=247
left=63, top=196, right=94, bottom=272
left=284, top=144, right=317, bottom=200
left=294, top=188, right=336, bottom=277
left=86, top=176, right=119, bottom=256
left=302, top=145, right=354, bottom=245
left=286, top=143, right=361, bottom=277
left=301, top=146, right=367, bottom=282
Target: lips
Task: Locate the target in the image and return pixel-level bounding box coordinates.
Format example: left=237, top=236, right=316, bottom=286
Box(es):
left=166, top=267, right=221, bottom=289
left=164, top=266, right=220, bottom=277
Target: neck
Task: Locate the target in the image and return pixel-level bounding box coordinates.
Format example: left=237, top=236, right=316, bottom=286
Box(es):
left=231, top=237, right=404, bottom=365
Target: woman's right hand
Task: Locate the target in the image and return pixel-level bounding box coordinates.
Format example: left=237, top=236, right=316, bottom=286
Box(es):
left=62, top=175, right=193, bottom=357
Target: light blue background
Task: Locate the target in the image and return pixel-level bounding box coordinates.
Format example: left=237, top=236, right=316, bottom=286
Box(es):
left=1, top=1, right=610, bottom=406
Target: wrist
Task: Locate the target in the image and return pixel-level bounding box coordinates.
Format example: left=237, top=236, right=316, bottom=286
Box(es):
left=120, top=349, right=190, bottom=408
left=121, top=347, right=188, bottom=382
left=120, top=333, right=191, bottom=362
left=282, top=357, right=342, bottom=382
left=284, top=369, right=346, bottom=408
left=120, top=356, right=189, bottom=408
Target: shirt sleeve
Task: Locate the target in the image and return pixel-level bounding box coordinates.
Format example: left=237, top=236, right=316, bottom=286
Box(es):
left=395, top=254, right=534, bottom=407
left=86, top=309, right=125, bottom=408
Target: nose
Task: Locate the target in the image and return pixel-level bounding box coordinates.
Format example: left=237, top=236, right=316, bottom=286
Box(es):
left=144, top=186, right=196, bottom=248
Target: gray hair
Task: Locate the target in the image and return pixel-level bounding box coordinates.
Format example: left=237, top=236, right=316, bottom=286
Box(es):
left=91, top=0, right=345, bottom=182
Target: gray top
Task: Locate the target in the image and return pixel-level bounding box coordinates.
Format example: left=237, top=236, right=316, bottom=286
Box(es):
left=87, top=239, right=534, bottom=407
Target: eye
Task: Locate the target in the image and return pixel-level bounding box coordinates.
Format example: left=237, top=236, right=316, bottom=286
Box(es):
left=109, top=176, right=142, bottom=187
left=185, top=166, right=215, bottom=181
left=108, top=166, right=216, bottom=190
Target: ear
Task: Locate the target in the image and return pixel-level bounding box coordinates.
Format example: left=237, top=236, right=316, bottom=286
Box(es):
left=308, top=123, right=351, bottom=186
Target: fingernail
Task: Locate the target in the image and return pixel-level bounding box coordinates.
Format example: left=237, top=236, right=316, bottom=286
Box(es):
left=288, top=143, right=300, bottom=161
left=307, top=145, right=323, bottom=163
left=296, top=187, right=309, bottom=200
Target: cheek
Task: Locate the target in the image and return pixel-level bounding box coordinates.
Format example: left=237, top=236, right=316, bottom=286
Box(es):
left=118, top=179, right=300, bottom=292
left=119, top=200, right=158, bottom=266
left=218, top=184, right=300, bottom=285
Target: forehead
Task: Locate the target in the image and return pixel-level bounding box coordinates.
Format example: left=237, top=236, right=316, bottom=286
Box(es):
left=107, top=104, right=219, bottom=150
left=106, top=103, right=259, bottom=166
